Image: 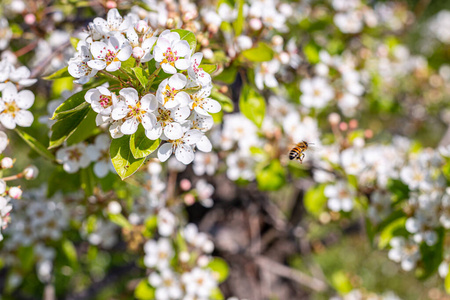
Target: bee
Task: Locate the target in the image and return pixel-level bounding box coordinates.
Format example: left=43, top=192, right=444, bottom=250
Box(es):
left=289, top=141, right=313, bottom=163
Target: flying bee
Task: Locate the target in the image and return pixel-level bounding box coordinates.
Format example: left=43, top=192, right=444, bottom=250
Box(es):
left=289, top=141, right=313, bottom=163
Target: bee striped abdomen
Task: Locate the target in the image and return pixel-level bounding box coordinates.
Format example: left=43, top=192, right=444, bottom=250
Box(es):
left=289, top=147, right=302, bottom=160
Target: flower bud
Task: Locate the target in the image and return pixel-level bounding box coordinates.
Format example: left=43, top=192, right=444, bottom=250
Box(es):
left=107, top=201, right=122, bottom=215
left=1, top=157, right=13, bottom=169
left=180, top=179, right=191, bottom=191
left=23, top=165, right=39, bottom=180
left=249, top=18, right=263, bottom=31
left=135, top=20, right=149, bottom=33
left=24, top=13, right=36, bottom=25
left=8, top=186, right=22, bottom=199
left=132, top=47, right=144, bottom=60
left=328, top=112, right=341, bottom=126
left=179, top=251, right=190, bottom=263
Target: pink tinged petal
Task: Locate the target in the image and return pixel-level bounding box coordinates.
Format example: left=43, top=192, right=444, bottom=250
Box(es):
left=0, top=113, right=15, bottom=129
left=87, top=60, right=107, bottom=70
left=121, top=118, right=139, bottom=135
left=16, top=90, right=34, bottom=109
left=204, top=99, right=221, bottom=113
left=94, top=162, right=110, bottom=178
left=183, top=130, right=202, bottom=145
left=145, top=123, right=162, bottom=140
left=164, top=122, right=183, bottom=140
left=15, top=110, right=34, bottom=127
left=156, top=37, right=170, bottom=50
left=174, top=92, right=190, bottom=107
left=90, top=42, right=107, bottom=59
left=196, top=136, right=212, bottom=152
left=169, top=73, right=187, bottom=89
left=157, top=143, right=173, bottom=162
left=120, top=88, right=139, bottom=105
left=175, top=144, right=194, bottom=165
left=161, top=63, right=177, bottom=74
left=175, top=59, right=190, bottom=70
left=105, top=61, right=121, bottom=72
left=173, top=40, right=190, bottom=56
left=140, top=94, right=158, bottom=111
left=141, top=113, right=156, bottom=130
left=117, top=45, right=132, bottom=61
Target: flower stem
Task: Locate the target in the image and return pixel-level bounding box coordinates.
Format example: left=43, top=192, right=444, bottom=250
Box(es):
left=146, top=66, right=161, bottom=92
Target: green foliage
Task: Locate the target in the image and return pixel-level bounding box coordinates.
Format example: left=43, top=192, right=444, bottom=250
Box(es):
left=134, top=279, right=156, bottom=300
left=132, top=67, right=148, bottom=90
left=108, top=213, right=132, bottom=229
left=256, top=160, right=286, bottom=191
left=51, top=90, right=88, bottom=120
left=49, top=106, right=91, bottom=149
left=15, top=128, right=55, bottom=161
left=418, top=227, right=444, bottom=279
left=304, top=184, right=327, bottom=217
left=331, top=270, right=353, bottom=294
left=43, top=66, right=71, bottom=80
left=171, top=29, right=197, bottom=51
left=303, top=43, right=320, bottom=64
left=200, top=64, right=218, bottom=74
left=239, top=84, right=265, bottom=127
left=378, top=217, right=407, bottom=249
left=80, top=165, right=95, bottom=196
left=233, top=0, right=245, bottom=36
left=130, top=125, right=161, bottom=159
left=241, top=42, right=274, bottom=62
left=211, top=90, right=234, bottom=113
left=110, top=135, right=146, bottom=180
left=207, top=257, right=230, bottom=283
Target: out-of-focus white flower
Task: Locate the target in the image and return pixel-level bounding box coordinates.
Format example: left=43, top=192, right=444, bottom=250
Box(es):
left=299, top=77, right=334, bottom=109
left=1, top=157, right=13, bottom=169
left=157, top=129, right=203, bottom=165
left=193, top=152, right=218, bottom=176
left=226, top=152, right=256, bottom=181
left=56, top=143, right=91, bottom=173
left=0, top=82, right=34, bottom=129
left=255, top=59, right=280, bottom=90
left=0, top=18, right=12, bottom=50
left=181, top=267, right=217, bottom=299
left=23, top=165, right=39, bottom=180
left=334, top=11, right=364, bottom=34
left=86, top=134, right=115, bottom=178
left=324, top=181, right=355, bottom=212
left=144, top=238, right=173, bottom=270
left=8, top=186, right=22, bottom=199
left=388, top=237, right=420, bottom=271
left=0, top=131, right=8, bottom=153
left=196, top=179, right=214, bottom=208
left=428, top=10, right=450, bottom=44
left=158, top=208, right=176, bottom=237
left=149, top=269, right=183, bottom=300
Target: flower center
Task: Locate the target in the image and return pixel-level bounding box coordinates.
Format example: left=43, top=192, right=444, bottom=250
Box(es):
left=99, top=95, right=112, bottom=108
left=191, top=94, right=205, bottom=109
left=157, top=108, right=174, bottom=125
left=164, top=85, right=178, bottom=104
left=105, top=50, right=119, bottom=65
left=162, top=47, right=178, bottom=66
left=3, top=101, right=19, bottom=117
left=68, top=148, right=82, bottom=161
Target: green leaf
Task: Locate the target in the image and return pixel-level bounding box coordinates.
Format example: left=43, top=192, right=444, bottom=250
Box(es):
left=61, top=239, right=78, bottom=269
left=233, top=0, right=245, bottom=36
left=241, top=42, right=274, bottom=62
left=210, top=287, right=225, bottom=300
left=239, top=84, right=265, bottom=127
left=108, top=213, right=132, bottom=229
left=445, top=264, right=450, bottom=293
left=303, top=43, right=320, bottom=64
left=134, top=279, right=156, bottom=300
left=47, top=166, right=80, bottom=197
left=207, top=257, right=229, bottom=283
left=304, top=184, right=327, bottom=217
left=43, top=66, right=71, bottom=80
left=130, top=125, right=160, bottom=159
left=15, top=128, right=55, bottom=161
left=256, top=160, right=286, bottom=191
left=214, top=65, right=237, bottom=84
left=331, top=271, right=353, bottom=294
left=419, top=227, right=444, bottom=280
left=378, top=217, right=407, bottom=249
left=171, top=29, right=197, bottom=51
left=132, top=67, right=147, bottom=89
left=18, top=246, right=34, bottom=272
left=80, top=165, right=95, bottom=196
left=110, top=135, right=146, bottom=180
left=211, top=90, right=233, bottom=113
left=199, top=64, right=218, bottom=74
left=70, top=37, right=80, bottom=49
left=49, top=106, right=90, bottom=149
left=52, top=90, right=89, bottom=120
left=66, top=109, right=101, bottom=146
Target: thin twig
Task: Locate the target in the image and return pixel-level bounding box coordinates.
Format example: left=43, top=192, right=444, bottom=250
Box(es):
left=255, top=256, right=328, bottom=292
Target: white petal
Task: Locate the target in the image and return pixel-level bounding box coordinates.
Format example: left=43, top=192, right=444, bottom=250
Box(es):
left=15, top=110, right=34, bottom=127
left=141, top=113, right=156, bottom=130
left=145, top=123, right=162, bottom=140
left=141, top=94, right=158, bottom=111
left=157, top=143, right=173, bottom=162
left=117, top=45, right=132, bottom=61
left=173, top=40, right=190, bottom=56
left=120, top=118, right=139, bottom=134
left=16, top=90, right=35, bottom=109
left=175, top=144, right=194, bottom=165
left=164, top=122, right=183, bottom=140
left=90, top=42, right=107, bottom=60
left=87, top=60, right=107, bottom=70
left=105, top=61, right=121, bottom=72
left=183, top=130, right=202, bottom=145
left=175, top=59, right=190, bottom=70
left=169, top=73, right=187, bottom=90
left=196, top=136, right=212, bottom=152
left=120, top=88, right=139, bottom=105
left=161, top=63, right=177, bottom=74
left=204, top=99, right=221, bottom=113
